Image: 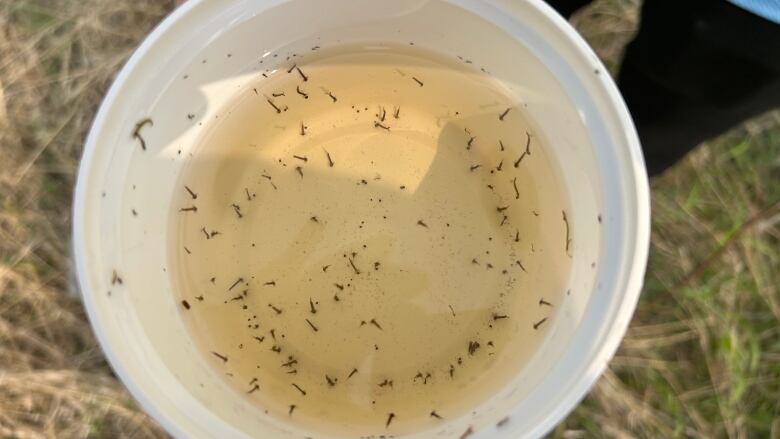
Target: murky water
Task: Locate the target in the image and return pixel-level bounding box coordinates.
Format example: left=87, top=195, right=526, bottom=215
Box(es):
left=171, top=43, right=570, bottom=436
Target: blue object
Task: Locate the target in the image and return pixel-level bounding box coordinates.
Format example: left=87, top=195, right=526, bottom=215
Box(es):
left=728, top=0, right=780, bottom=24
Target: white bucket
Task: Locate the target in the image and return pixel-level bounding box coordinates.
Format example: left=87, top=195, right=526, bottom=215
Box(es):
left=73, top=0, right=650, bottom=437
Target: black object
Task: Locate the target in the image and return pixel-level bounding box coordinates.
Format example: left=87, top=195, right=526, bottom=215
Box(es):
left=546, top=0, right=780, bottom=176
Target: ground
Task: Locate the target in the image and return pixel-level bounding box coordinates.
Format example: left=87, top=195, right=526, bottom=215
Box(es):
left=0, top=1, right=778, bottom=438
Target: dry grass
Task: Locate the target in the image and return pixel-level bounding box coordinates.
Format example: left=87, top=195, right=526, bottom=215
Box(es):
left=0, top=1, right=172, bottom=437
left=0, top=1, right=778, bottom=438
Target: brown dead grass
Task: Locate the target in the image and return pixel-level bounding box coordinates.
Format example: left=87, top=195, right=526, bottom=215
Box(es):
left=0, top=1, right=173, bottom=437
left=0, top=1, right=778, bottom=438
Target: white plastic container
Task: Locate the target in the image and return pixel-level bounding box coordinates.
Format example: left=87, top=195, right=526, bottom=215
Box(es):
left=73, top=0, right=650, bottom=438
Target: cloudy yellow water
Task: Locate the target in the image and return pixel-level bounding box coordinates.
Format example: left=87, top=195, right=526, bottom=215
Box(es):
left=170, top=43, right=570, bottom=436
